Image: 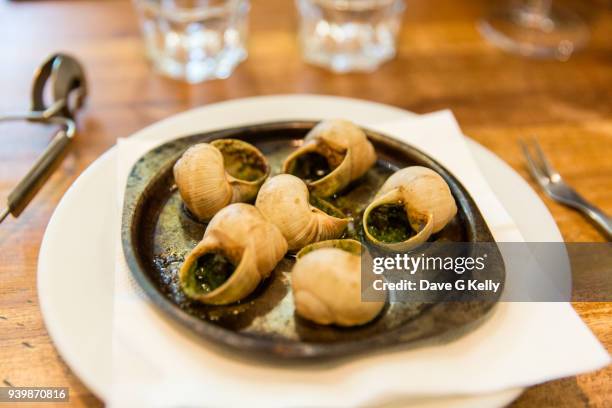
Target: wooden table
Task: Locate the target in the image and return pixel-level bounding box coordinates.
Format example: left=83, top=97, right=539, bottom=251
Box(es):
left=0, top=0, right=610, bottom=406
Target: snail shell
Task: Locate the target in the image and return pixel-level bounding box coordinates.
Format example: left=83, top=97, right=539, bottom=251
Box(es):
left=292, top=239, right=385, bottom=327
left=255, top=174, right=349, bottom=251
left=179, top=203, right=287, bottom=305
left=363, top=166, right=457, bottom=252
left=173, top=139, right=270, bottom=222
left=282, top=119, right=376, bottom=197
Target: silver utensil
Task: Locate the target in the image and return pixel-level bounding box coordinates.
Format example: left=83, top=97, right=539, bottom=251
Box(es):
left=521, top=138, right=612, bottom=240
left=0, top=53, right=87, bottom=224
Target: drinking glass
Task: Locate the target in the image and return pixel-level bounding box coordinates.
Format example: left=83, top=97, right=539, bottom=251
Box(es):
left=478, top=0, right=589, bottom=60
left=295, top=0, right=405, bottom=73
left=133, top=0, right=249, bottom=83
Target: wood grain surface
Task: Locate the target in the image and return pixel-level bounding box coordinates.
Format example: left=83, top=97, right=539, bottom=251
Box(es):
left=0, top=0, right=610, bottom=406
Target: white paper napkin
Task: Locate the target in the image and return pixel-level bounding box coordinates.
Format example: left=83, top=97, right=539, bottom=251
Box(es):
left=110, top=111, right=610, bottom=407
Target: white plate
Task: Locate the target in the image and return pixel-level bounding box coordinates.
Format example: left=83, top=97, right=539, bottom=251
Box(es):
left=38, top=95, right=561, bottom=406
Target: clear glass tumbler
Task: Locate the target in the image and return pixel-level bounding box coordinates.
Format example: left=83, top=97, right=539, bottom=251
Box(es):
left=133, top=0, right=249, bottom=83
left=296, top=0, right=405, bottom=73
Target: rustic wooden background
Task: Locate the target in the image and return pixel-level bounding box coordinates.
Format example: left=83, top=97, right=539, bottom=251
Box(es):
left=0, top=0, right=610, bottom=406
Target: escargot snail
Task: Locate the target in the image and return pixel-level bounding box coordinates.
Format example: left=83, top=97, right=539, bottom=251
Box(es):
left=363, top=166, right=457, bottom=251
left=282, top=119, right=376, bottom=197
left=179, top=203, right=287, bottom=305
left=292, top=239, right=386, bottom=327
left=255, top=174, right=349, bottom=251
left=173, top=139, right=270, bottom=222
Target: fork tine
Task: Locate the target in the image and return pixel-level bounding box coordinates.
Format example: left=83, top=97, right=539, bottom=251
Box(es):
left=520, top=140, right=549, bottom=188
left=530, top=137, right=559, bottom=179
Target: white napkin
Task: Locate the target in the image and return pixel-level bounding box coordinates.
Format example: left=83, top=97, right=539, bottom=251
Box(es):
left=110, top=111, right=610, bottom=407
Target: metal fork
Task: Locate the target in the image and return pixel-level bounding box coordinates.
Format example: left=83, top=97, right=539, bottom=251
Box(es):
left=521, top=138, right=612, bottom=240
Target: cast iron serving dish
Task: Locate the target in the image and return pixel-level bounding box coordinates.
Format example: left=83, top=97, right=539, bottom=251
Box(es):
left=121, top=121, right=505, bottom=358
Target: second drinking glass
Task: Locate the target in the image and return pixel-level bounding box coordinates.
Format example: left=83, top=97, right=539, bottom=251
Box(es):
left=296, top=0, right=405, bottom=73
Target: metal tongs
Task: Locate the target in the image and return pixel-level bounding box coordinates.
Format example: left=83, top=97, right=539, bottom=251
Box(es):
left=0, top=53, right=87, bottom=224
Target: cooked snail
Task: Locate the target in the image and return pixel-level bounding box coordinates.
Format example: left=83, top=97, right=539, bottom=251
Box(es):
left=173, top=139, right=270, bottom=222
left=363, top=166, right=457, bottom=251
left=179, top=203, right=287, bottom=305
left=282, top=119, right=376, bottom=197
left=255, top=174, right=349, bottom=251
left=292, top=239, right=385, bottom=326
